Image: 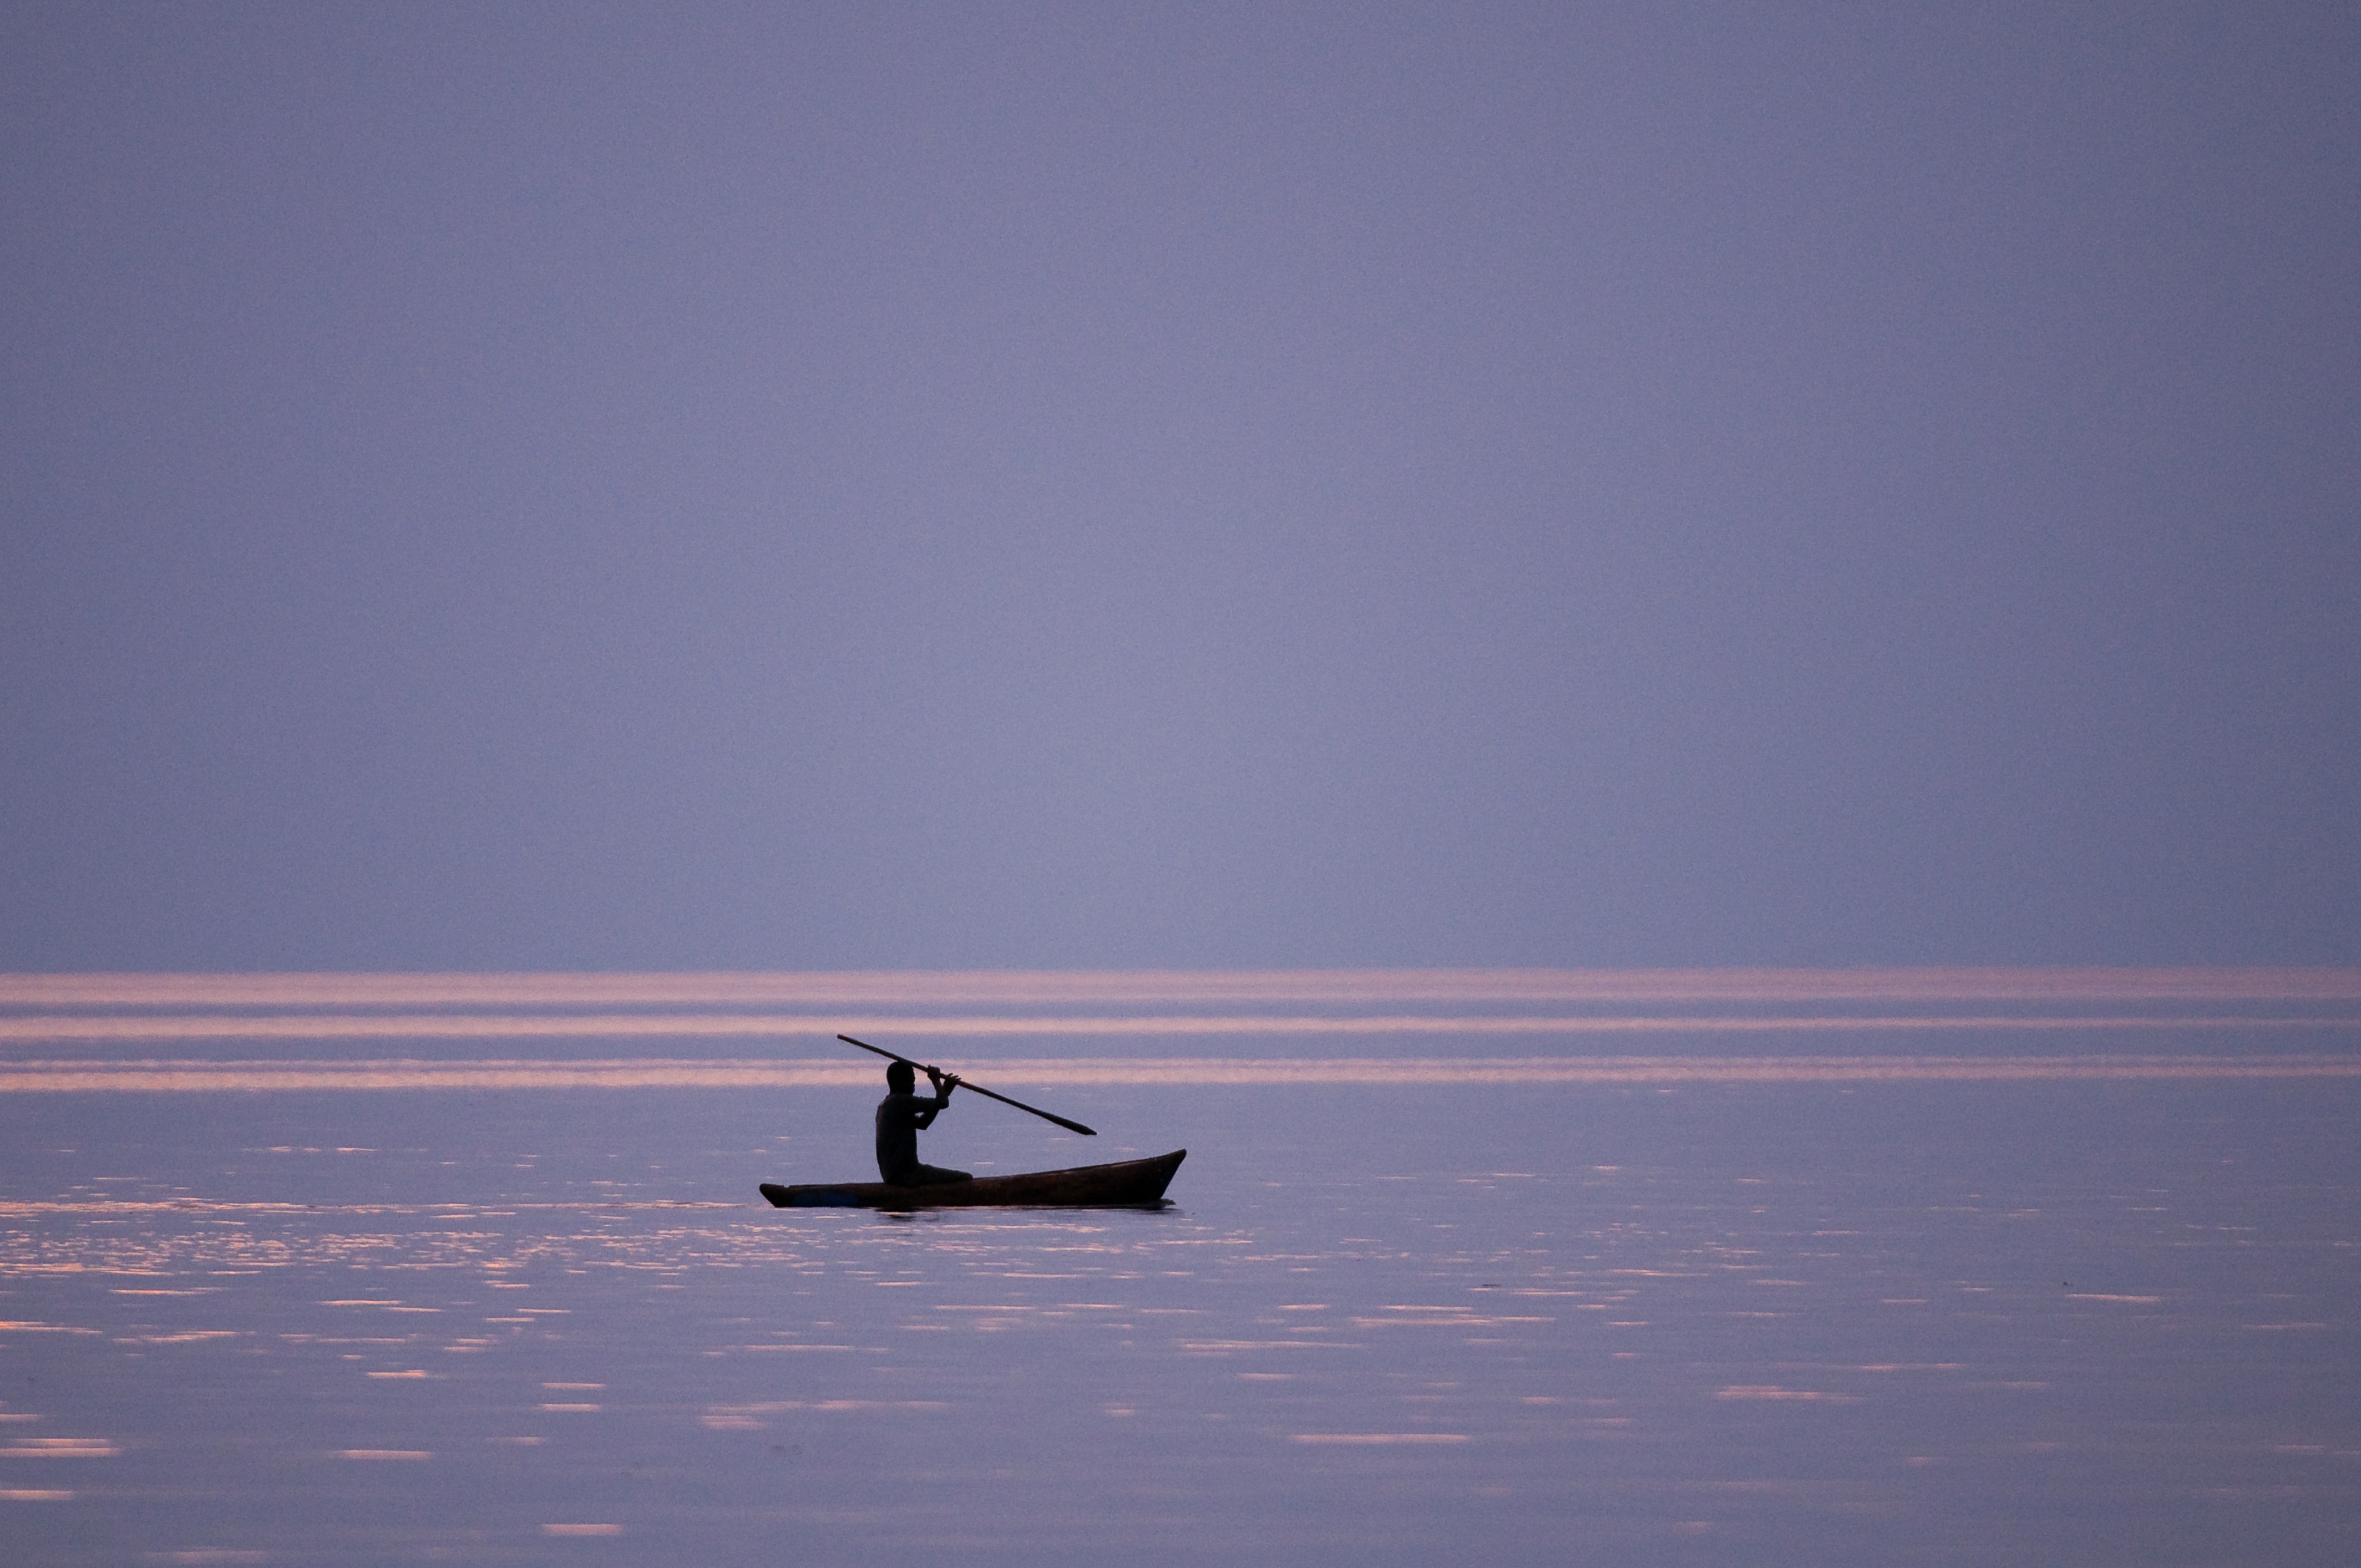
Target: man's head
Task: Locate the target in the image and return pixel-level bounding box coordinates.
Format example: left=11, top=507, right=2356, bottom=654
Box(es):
left=886, top=1059, right=916, bottom=1093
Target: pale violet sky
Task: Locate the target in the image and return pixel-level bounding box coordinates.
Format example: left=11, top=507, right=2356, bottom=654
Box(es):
left=4, top=2, right=2356, bottom=971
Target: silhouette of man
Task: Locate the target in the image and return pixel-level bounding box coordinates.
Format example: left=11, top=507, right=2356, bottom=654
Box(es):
left=875, top=1059, right=974, bottom=1187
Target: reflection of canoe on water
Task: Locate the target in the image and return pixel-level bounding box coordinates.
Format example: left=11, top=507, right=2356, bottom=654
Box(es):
left=761, top=1150, right=1186, bottom=1210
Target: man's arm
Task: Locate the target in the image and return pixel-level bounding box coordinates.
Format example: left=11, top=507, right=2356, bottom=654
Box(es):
left=910, top=1071, right=960, bottom=1129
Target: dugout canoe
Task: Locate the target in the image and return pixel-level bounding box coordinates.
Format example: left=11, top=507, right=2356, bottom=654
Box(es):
left=761, top=1149, right=1185, bottom=1209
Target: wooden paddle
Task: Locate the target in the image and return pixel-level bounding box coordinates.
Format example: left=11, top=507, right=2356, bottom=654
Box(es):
left=837, top=1034, right=1097, bottom=1136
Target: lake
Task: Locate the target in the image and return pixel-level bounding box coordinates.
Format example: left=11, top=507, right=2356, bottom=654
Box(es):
left=3, top=972, right=2358, bottom=1564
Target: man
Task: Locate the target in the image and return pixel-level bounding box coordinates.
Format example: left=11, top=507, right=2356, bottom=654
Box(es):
left=874, top=1058, right=974, bottom=1188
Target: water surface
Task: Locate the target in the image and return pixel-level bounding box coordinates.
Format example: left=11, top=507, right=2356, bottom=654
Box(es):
left=4, top=973, right=2358, bottom=1564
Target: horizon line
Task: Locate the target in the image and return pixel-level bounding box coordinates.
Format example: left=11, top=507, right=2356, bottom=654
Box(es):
left=5, top=966, right=2360, bottom=1010
left=5, top=1012, right=2361, bottom=1044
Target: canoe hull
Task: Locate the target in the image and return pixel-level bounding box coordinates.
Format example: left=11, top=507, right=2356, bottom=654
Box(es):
left=761, top=1149, right=1185, bottom=1210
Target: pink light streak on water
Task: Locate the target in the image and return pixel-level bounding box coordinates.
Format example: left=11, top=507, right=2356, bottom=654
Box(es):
left=4, top=1055, right=2358, bottom=1091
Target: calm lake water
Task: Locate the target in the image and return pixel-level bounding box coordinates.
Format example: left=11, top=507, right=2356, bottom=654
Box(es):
left=5, top=1032, right=2359, bottom=1565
